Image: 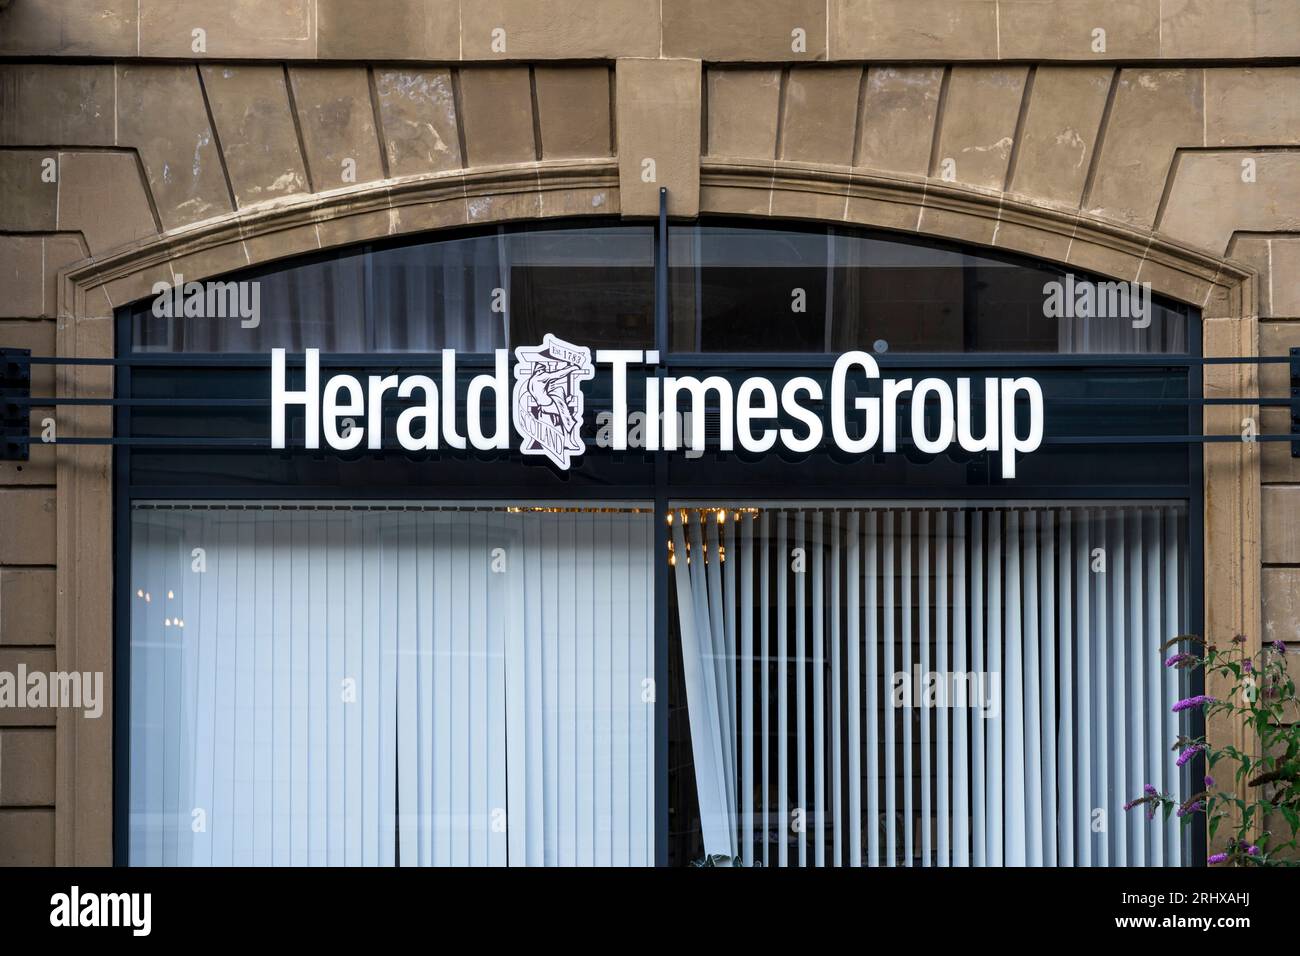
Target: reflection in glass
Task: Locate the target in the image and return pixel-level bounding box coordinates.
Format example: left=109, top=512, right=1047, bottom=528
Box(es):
left=131, top=219, right=1188, bottom=356
left=669, top=225, right=1187, bottom=354
left=132, top=225, right=655, bottom=353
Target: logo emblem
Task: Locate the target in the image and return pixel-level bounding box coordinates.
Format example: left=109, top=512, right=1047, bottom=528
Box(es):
left=512, top=334, right=594, bottom=470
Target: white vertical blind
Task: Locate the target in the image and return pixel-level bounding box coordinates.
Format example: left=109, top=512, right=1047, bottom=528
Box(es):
left=884, top=510, right=897, bottom=866
left=971, top=511, right=987, bottom=866
left=130, top=504, right=654, bottom=867
left=671, top=514, right=732, bottom=859
left=1024, top=510, right=1043, bottom=867
left=812, top=515, right=827, bottom=867
left=672, top=503, right=1187, bottom=867
left=777, top=512, right=789, bottom=867
left=953, top=512, right=969, bottom=866
left=795, top=511, right=808, bottom=867
left=919, top=511, right=932, bottom=866
left=830, top=512, right=843, bottom=866
left=901, top=511, right=914, bottom=867
left=1075, top=508, right=1092, bottom=866
left=1040, top=510, right=1057, bottom=866
left=935, top=511, right=949, bottom=867
left=848, top=510, right=864, bottom=866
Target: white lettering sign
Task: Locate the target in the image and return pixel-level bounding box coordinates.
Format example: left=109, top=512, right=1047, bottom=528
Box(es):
left=270, top=340, right=1046, bottom=478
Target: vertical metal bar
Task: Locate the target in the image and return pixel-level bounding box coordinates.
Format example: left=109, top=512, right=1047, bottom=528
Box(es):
left=113, top=309, right=132, bottom=865
left=654, top=187, right=670, bottom=867
left=1189, top=311, right=1207, bottom=867
left=762, top=510, right=771, bottom=867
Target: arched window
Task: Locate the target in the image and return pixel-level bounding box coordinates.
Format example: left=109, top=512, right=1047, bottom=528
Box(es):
left=120, top=219, right=1199, bottom=868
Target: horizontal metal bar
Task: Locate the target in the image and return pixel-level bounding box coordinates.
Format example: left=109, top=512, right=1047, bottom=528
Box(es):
left=133, top=499, right=657, bottom=511
left=670, top=497, right=1188, bottom=509
left=660, top=353, right=1290, bottom=368
left=18, top=397, right=269, bottom=407
left=11, top=436, right=272, bottom=447
left=9, top=352, right=1296, bottom=368
left=1046, top=397, right=1293, bottom=406
left=20, top=354, right=495, bottom=368
left=13, top=395, right=1294, bottom=408
left=124, top=484, right=1183, bottom=501
left=1047, top=435, right=1291, bottom=444
left=9, top=434, right=1295, bottom=447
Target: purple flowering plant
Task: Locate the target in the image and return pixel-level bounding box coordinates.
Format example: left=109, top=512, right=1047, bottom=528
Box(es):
left=1126, top=634, right=1298, bottom=867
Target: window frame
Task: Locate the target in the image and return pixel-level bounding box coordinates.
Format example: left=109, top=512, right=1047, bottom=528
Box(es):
left=112, top=216, right=1207, bottom=867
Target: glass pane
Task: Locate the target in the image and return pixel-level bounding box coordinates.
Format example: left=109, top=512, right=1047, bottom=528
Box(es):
left=669, top=226, right=831, bottom=351
left=667, top=502, right=1189, bottom=867
left=131, top=218, right=1189, bottom=355
left=131, top=223, right=654, bottom=353
left=671, top=223, right=1189, bottom=354
left=128, top=503, right=655, bottom=866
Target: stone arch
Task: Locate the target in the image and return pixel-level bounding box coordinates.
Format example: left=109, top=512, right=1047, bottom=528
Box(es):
left=52, top=159, right=1257, bottom=865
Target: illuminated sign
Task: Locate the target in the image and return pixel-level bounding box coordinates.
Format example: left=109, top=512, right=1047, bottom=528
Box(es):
left=271, top=338, right=1045, bottom=478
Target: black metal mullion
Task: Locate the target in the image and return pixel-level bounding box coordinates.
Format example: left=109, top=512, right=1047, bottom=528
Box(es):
left=653, top=187, right=671, bottom=868
left=1187, top=307, right=1207, bottom=868
left=113, top=310, right=132, bottom=866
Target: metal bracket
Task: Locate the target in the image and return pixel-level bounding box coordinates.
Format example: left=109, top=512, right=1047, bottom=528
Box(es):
left=1292, top=347, right=1300, bottom=458
left=1, top=348, right=31, bottom=461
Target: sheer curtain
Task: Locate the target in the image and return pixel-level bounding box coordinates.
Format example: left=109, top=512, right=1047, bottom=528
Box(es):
left=1056, top=300, right=1189, bottom=353
left=129, top=504, right=654, bottom=866
left=131, top=234, right=510, bottom=353
left=671, top=503, right=1188, bottom=867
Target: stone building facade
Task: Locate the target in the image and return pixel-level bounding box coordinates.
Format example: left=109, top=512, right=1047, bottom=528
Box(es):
left=0, top=0, right=1297, bottom=865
